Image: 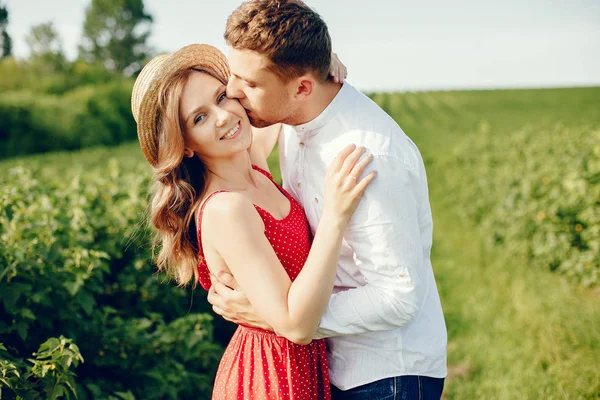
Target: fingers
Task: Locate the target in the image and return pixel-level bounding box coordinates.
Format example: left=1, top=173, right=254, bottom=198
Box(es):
left=353, top=170, right=377, bottom=196
left=214, top=306, right=238, bottom=324
left=335, top=61, right=346, bottom=83
left=208, top=282, right=240, bottom=322
left=330, top=66, right=339, bottom=82
left=207, top=285, right=220, bottom=310
left=340, top=146, right=366, bottom=175
left=207, top=281, right=230, bottom=308
left=217, top=270, right=239, bottom=290
left=349, top=153, right=373, bottom=181
left=329, top=52, right=339, bottom=82
left=213, top=281, right=235, bottom=296
left=212, top=305, right=226, bottom=317
left=335, top=65, right=344, bottom=83
left=337, top=64, right=346, bottom=82
left=330, top=144, right=356, bottom=172
left=329, top=52, right=347, bottom=83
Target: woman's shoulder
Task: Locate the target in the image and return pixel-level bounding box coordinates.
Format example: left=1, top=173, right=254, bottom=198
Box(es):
left=199, top=191, right=266, bottom=250
left=199, top=191, right=262, bottom=231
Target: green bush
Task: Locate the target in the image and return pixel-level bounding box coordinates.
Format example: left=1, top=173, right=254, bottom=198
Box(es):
left=0, top=80, right=135, bottom=158
left=441, top=122, right=599, bottom=286
left=1, top=338, right=83, bottom=399
left=0, top=58, right=116, bottom=95
left=65, top=81, right=137, bottom=147
left=0, top=155, right=224, bottom=399
left=0, top=57, right=136, bottom=159
left=0, top=91, right=77, bottom=157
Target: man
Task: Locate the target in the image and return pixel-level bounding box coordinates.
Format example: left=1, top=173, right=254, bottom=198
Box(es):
left=209, top=0, right=447, bottom=398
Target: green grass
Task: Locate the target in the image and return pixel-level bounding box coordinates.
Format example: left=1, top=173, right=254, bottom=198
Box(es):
left=396, top=86, right=600, bottom=399
left=2, top=87, right=599, bottom=399
left=433, top=206, right=599, bottom=399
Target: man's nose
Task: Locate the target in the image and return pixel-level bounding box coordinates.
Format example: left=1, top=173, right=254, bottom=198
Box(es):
left=226, top=76, right=243, bottom=99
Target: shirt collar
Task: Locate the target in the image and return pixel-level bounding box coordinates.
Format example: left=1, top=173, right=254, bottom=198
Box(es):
left=292, top=82, right=349, bottom=136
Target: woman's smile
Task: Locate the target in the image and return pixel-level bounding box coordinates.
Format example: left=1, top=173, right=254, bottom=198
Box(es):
left=220, top=121, right=242, bottom=141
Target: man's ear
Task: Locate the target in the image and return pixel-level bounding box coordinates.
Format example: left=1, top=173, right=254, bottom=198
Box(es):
left=183, top=148, right=194, bottom=158
left=293, top=76, right=315, bottom=101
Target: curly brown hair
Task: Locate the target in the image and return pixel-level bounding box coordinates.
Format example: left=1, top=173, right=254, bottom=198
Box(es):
left=150, top=68, right=226, bottom=287
left=225, top=0, right=331, bottom=82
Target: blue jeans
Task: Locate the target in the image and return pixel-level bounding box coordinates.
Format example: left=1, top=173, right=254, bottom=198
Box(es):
left=330, top=375, right=445, bottom=400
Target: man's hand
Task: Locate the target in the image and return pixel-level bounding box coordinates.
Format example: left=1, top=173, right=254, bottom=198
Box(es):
left=207, top=271, right=273, bottom=331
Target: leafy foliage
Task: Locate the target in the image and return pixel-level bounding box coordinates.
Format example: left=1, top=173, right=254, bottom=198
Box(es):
left=0, top=150, right=224, bottom=399
left=443, top=122, right=599, bottom=286
left=1, top=337, right=83, bottom=399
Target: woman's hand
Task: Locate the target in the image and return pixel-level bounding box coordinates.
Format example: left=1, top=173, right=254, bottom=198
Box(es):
left=323, top=144, right=376, bottom=225
left=329, top=52, right=347, bottom=83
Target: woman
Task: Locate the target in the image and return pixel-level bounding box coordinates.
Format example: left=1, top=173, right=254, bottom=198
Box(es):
left=131, top=44, right=375, bottom=400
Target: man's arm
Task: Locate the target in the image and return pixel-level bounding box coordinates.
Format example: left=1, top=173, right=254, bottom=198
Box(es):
left=207, top=271, right=273, bottom=331
left=314, top=152, right=429, bottom=338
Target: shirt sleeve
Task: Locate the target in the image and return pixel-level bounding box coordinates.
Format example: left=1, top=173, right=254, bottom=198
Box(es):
left=314, top=153, right=429, bottom=339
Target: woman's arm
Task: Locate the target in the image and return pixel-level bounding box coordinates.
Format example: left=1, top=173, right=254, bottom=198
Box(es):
left=249, top=124, right=281, bottom=171
left=329, top=52, right=347, bottom=83
left=202, top=145, right=375, bottom=344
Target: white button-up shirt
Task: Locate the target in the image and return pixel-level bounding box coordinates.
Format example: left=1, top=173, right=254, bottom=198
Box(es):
left=278, top=83, right=447, bottom=390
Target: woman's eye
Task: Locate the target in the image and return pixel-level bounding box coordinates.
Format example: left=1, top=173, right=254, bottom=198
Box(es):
left=218, top=92, right=227, bottom=103
left=194, top=114, right=205, bottom=124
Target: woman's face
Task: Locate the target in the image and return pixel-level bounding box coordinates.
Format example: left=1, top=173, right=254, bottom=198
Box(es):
left=179, top=70, right=252, bottom=160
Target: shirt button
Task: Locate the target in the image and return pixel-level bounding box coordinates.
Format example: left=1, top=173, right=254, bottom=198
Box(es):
left=297, top=182, right=301, bottom=189
left=299, top=141, right=305, bottom=146
left=314, top=197, right=319, bottom=203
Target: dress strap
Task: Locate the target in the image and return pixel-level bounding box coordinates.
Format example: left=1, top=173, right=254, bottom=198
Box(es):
left=252, top=164, right=274, bottom=180
left=251, top=164, right=290, bottom=204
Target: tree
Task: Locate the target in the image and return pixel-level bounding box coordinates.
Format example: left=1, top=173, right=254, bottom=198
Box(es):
left=25, top=22, right=65, bottom=70
left=79, top=0, right=153, bottom=76
left=0, top=2, right=12, bottom=58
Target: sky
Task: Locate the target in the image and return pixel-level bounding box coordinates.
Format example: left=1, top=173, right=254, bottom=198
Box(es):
left=4, top=0, right=600, bottom=92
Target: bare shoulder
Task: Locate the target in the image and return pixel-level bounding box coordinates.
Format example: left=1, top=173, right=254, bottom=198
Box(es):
left=201, top=192, right=263, bottom=234
left=202, top=192, right=255, bottom=222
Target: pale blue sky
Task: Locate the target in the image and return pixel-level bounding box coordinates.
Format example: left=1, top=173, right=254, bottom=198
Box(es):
left=5, top=0, right=600, bottom=91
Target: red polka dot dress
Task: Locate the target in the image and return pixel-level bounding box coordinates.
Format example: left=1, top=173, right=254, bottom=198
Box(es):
left=196, top=165, right=331, bottom=400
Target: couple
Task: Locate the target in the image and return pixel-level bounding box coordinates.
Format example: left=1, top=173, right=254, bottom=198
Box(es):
left=131, top=0, right=447, bottom=399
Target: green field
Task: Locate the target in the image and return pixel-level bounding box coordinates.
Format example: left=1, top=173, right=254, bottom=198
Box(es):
left=1, top=87, right=599, bottom=399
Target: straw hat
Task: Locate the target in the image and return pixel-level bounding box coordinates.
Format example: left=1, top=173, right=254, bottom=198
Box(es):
left=131, top=44, right=230, bottom=167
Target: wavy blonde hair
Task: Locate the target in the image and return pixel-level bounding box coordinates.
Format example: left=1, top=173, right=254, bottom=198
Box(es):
left=149, top=68, right=225, bottom=287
